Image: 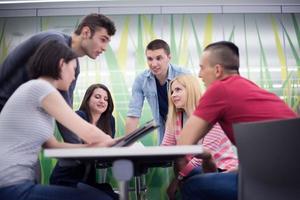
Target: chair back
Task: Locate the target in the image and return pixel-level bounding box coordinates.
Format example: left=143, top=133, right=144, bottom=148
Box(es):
left=233, top=117, right=300, bottom=200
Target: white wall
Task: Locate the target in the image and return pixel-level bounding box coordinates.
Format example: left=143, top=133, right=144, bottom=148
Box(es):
left=0, top=0, right=300, bottom=17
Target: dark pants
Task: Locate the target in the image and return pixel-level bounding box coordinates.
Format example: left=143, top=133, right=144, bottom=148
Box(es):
left=181, top=172, right=238, bottom=200
left=50, top=162, right=118, bottom=200
left=0, top=181, right=112, bottom=200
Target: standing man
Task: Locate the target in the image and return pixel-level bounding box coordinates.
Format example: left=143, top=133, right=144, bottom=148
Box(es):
left=125, top=39, right=189, bottom=144
left=0, top=13, right=116, bottom=143
left=177, top=41, right=297, bottom=200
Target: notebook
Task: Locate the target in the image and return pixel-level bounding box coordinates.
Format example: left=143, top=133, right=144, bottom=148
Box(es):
left=113, top=119, right=159, bottom=147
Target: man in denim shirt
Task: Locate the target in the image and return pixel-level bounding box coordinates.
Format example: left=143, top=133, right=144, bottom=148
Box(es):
left=125, top=39, right=189, bottom=144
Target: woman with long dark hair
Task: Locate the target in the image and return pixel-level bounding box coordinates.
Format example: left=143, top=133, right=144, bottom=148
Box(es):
left=50, top=83, right=117, bottom=199
left=78, top=83, right=115, bottom=138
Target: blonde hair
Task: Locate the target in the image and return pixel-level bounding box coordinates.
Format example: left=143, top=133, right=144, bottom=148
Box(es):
left=166, top=74, right=202, bottom=131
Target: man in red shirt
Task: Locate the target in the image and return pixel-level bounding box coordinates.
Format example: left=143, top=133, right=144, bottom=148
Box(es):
left=177, top=41, right=297, bottom=200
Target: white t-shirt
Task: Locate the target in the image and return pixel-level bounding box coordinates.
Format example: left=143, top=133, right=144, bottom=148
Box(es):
left=0, top=79, right=56, bottom=187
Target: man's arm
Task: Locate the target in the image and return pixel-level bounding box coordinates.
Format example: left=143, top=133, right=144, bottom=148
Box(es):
left=56, top=58, right=80, bottom=143
left=125, top=74, right=145, bottom=135
left=125, top=116, right=140, bottom=135
left=176, top=116, right=215, bottom=176
left=177, top=115, right=212, bottom=145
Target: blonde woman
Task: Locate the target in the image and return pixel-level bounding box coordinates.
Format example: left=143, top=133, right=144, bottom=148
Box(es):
left=161, top=74, right=238, bottom=199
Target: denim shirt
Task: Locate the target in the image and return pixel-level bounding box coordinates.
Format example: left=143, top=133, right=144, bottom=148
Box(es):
left=127, top=64, right=190, bottom=144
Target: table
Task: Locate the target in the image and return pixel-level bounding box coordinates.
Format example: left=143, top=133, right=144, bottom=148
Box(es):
left=44, top=145, right=203, bottom=200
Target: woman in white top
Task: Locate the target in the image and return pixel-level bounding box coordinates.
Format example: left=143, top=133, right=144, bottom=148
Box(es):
left=0, top=40, right=114, bottom=200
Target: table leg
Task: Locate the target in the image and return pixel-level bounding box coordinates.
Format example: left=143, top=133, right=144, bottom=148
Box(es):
left=119, top=180, right=129, bottom=200
left=112, top=159, right=134, bottom=200
left=135, top=174, right=148, bottom=200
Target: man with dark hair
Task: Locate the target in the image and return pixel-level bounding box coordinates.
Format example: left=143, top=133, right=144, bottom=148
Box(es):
left=176, top=41, right=297, bottom=200
left=74, top=13, right=116, bottom=37
left=0, top=13, right=117, bottom=199
left=204, top=41, right=239, bottom=72
left=125, top=39, right=189, bottom=144
left=0, top=39, right=116, bottom=200
left=0, top=13, right=115, bottom=141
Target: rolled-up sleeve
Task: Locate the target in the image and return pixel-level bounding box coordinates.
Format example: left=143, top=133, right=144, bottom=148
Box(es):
left=127, top=74, right=145, bottom=118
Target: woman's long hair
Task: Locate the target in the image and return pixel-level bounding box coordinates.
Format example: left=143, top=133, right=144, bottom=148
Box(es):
left=166, top=74, right=202, bottom=131
left=79, top=83, right=114, bottom=136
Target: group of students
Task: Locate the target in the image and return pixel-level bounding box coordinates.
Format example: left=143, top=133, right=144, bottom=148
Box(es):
left=0, top=14, right=118, bottom=200
left=0, top=12, right=298, bottom=200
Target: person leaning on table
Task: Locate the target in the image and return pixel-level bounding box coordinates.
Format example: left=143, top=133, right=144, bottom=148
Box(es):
left=125, top=39, right=190, bottom=144
left=161, top=74, right=238, bottom=200
left=176, top=41, right=297, bottom=200
left=50, top=83, right=118, bottom=199
left=0, top=13, right=116, bottom=148
left=0, top=14, right=117, bottom=198
left=0, top=40, right=116, bottom=200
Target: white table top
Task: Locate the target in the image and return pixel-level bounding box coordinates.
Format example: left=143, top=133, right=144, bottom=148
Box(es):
left=44, top=145, right=203, bottom=159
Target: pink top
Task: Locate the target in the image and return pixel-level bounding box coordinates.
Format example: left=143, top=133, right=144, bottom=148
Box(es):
left=162, top=112, right=238, bottom=177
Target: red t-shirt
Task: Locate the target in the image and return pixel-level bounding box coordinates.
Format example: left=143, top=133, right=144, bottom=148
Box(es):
left=194, top=75, right=297, bottom=145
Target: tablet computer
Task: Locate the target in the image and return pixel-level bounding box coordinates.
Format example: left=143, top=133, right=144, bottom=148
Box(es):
left=113, top=119, right=159, bottom=147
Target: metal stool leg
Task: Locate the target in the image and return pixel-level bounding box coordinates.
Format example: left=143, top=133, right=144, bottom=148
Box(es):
left=96, top=168, right=108, bottom=183
left=134, top=174, right=148, bottom=200
left=135, top=176, right=142, bottom=200
left=119, top=180, right=129, bottom=200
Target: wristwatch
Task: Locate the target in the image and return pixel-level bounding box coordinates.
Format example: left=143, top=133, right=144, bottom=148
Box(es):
left=177, top=174, right=184, bottom=181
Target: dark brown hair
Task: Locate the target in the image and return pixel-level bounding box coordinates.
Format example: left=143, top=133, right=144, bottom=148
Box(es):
left=74, top=13, right=116, bottom=37
left=204, top=41, right=240, bottom=72
left=146, top=39, right=170, bottom=55
left=28, top=40, right=78, bottom=79
left=79, top=83, right=114, bottom=136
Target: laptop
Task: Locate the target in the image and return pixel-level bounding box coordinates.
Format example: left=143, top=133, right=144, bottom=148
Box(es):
left=113, top=119, right=159, bottom=147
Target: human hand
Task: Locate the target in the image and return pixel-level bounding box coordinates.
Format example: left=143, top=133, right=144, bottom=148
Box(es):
left=194, top=148, right=212, bottom=160
left=113, top=136, right=125, bottom=144
left=167, top=178, right=179, bottom=200
left=175, top=156, right=189, bottom=172
left=195, top=148, right=217, bottom=173
left=88, top=137, right=116, bottom=147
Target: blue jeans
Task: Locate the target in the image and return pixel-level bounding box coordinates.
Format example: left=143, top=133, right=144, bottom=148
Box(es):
left=180, top=172, right=238, bottom=200
left=0, top=181, right=112, bottom=200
